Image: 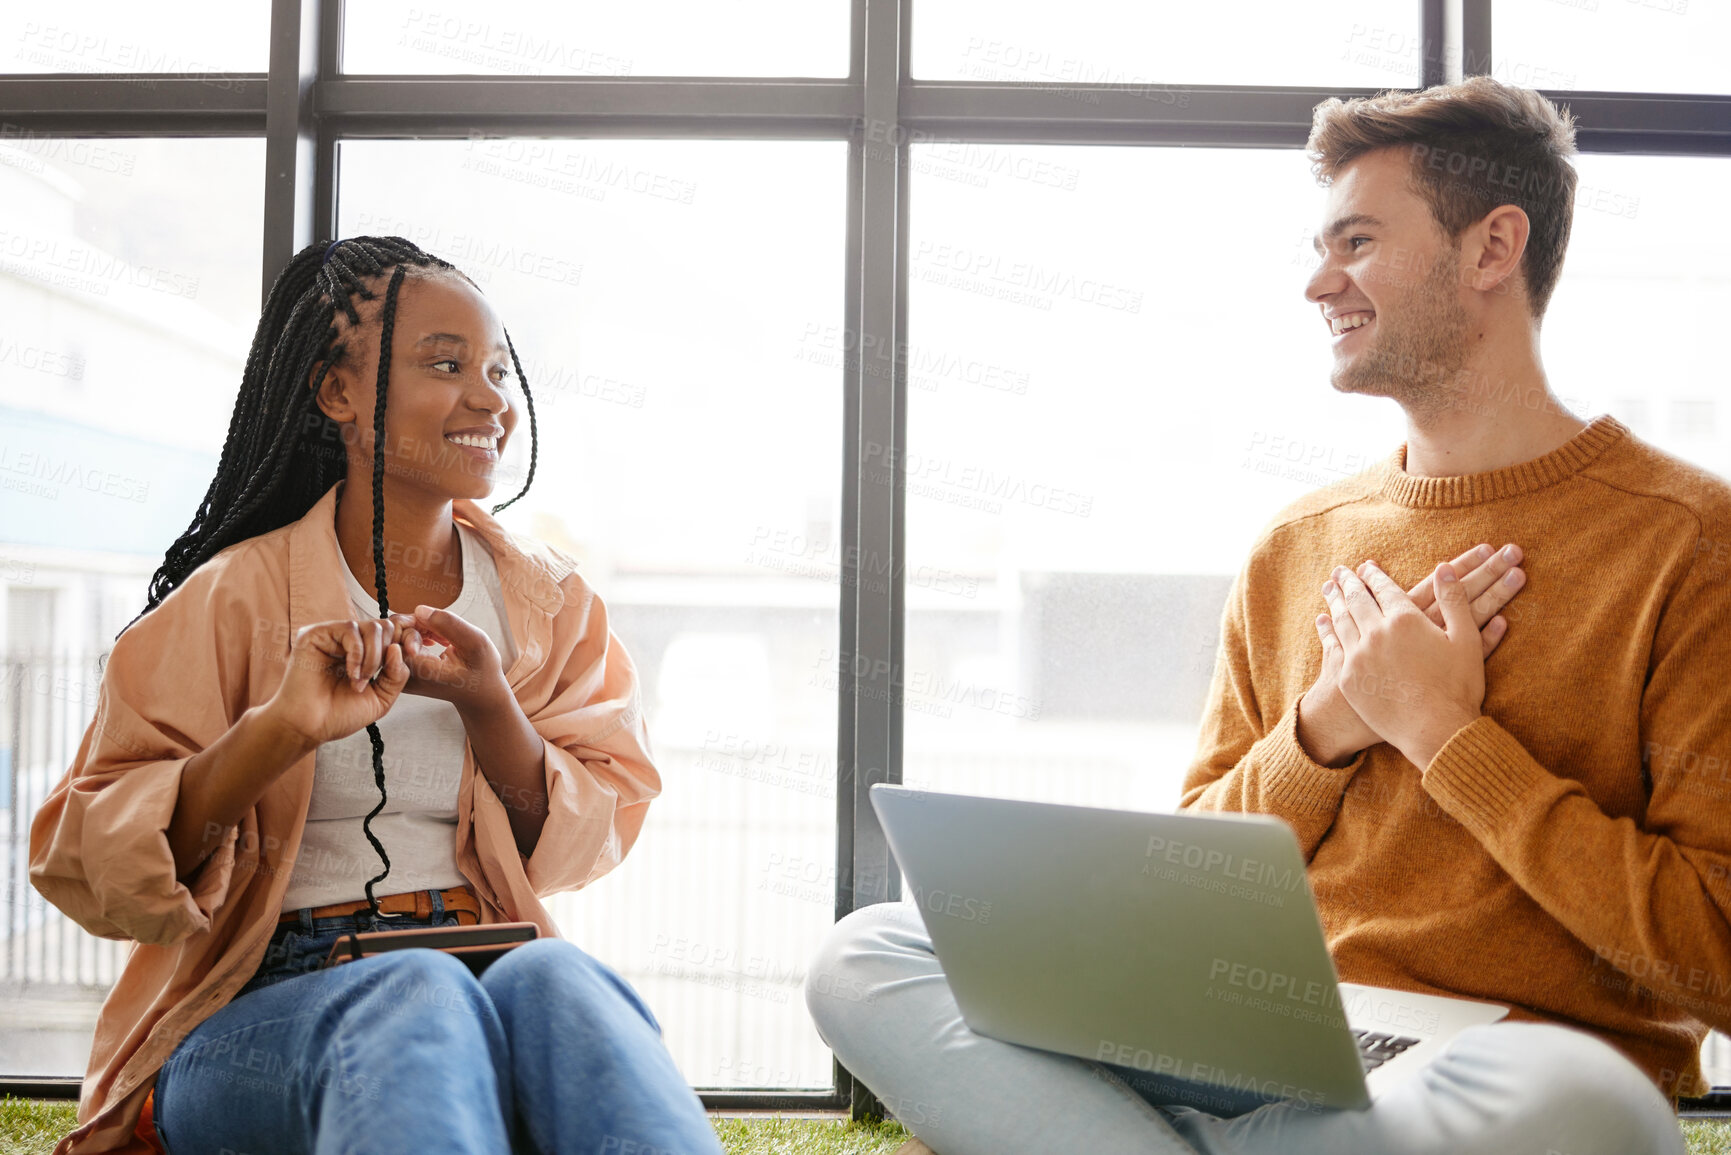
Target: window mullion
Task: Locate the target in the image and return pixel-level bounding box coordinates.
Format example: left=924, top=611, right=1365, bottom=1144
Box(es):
left=846, top=0, right=907, bottom=923
left=262, top=0, right=325, bottom=304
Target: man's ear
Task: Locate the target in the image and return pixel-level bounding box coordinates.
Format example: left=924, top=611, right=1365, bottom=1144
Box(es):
left=1463, top=203, right=1530, bottom=301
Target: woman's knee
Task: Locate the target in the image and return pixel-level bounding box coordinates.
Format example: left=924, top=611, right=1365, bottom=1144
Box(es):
left=480, top=937, right=662, bottom=1034
left=481, top=937, right=614, bottom=1000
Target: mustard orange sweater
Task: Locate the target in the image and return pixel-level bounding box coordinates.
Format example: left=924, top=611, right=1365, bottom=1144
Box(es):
left=1182, top=414, right=1731, bottom=1101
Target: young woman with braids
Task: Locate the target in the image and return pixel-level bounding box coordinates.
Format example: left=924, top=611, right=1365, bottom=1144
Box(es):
left=30, top=236, right=725, bottom=1155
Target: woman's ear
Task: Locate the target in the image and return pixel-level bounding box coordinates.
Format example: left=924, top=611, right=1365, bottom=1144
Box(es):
left=311, top=358, right=358, bottom=424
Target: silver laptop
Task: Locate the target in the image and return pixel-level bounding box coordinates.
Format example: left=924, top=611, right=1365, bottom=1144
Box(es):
left=870, top=784, right=1509, bottom=1111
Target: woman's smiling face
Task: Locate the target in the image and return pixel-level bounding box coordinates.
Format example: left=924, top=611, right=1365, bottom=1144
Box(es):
left=314, top=269, right=520, bottom=503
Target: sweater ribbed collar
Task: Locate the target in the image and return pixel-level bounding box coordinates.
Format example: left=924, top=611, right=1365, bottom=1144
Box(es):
left=1379, top=414, right=1630, bottom=509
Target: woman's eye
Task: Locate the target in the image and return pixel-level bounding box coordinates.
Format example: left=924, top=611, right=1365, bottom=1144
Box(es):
left=432, top=358, right=460, bottom=373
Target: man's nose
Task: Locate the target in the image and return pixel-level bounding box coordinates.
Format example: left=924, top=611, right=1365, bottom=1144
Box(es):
left=1305, top=252, right=1345, bottom=305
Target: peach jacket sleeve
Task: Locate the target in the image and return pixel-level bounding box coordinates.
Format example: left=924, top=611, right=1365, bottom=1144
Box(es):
left=28, top=555, right=249, bottom=947
left=484, top=560, right=662, bottom=902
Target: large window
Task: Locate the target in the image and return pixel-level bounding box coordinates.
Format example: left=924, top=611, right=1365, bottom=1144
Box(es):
left=3, top=0, right=1729, bottom=1113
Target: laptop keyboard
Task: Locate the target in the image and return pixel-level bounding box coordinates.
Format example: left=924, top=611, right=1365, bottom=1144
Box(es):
left=1352, top=1029, right=1422, bottom=1073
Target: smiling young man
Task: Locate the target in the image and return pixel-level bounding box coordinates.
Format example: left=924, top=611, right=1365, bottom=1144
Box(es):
left=804, top=78, right=1727, bottom=1155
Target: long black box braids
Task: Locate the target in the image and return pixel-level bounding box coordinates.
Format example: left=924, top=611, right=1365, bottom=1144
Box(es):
left=121, top=235, right=543, bottom=925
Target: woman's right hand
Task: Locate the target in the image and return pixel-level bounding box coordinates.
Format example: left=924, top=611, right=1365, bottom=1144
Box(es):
left=261, top=618, right=411, bottom=748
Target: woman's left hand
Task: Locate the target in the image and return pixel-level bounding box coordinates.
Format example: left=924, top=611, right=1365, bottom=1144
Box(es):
left=384, top=605, right=505, bottom=710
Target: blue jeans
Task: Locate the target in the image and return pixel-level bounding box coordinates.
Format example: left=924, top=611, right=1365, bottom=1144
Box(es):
left=154, top=889, right=723, bottom=1155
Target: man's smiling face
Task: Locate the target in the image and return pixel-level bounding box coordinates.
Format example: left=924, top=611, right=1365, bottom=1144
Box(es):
left=1304, top=146, right=1476, bottom=418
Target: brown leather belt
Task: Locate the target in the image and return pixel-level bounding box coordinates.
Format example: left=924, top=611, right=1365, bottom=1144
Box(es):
left=278, top=884, right=480, bottom=927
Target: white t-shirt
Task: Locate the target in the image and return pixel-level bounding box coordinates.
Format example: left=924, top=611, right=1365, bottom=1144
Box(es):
left=280, top=517, right=520, bottom=912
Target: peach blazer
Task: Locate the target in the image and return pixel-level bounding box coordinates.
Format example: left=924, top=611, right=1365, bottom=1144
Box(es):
left=28, top=479, right=660, bottom=1153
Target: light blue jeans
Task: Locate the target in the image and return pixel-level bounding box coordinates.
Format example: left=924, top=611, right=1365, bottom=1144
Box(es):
left=808, top=901, right=1689, bottom=1155
left=154, top=889, right=723, bottom=1155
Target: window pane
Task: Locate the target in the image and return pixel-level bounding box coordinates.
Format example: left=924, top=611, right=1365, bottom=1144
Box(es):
left=0, top=137, right=263, bottom=1075
left=1539, top=154, right=1731, bottom=472
left=904, top=145, right=1391, bottom=816
left=341, top=139, right=845, bottom=1088
left=1495, top=0, right=1731, bottom=95
left=344, top=1, right=848, bottom=77
left=2, top=2, right=269, bottom=74
left=913, top=0, right=1418, bottom=87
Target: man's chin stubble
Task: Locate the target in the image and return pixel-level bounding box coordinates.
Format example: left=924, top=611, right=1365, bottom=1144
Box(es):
left=1331, top=328, right=1473, bottom=421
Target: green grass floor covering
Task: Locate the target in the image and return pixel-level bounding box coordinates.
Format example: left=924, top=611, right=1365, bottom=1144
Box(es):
left=5, top=1097, right=1729, bottom=1153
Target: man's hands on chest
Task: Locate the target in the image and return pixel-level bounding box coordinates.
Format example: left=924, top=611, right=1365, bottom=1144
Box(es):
left=1295, top=543, right=1526, bottom=768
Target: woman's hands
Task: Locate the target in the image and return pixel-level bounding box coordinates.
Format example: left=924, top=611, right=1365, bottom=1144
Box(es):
left=260, top=606, right=506, bottom=749
left=1296, top=542, right=1524, bottom=767
left=263, top=618, right=411, bottom=748
left=382, top=605, right=506, bottom=708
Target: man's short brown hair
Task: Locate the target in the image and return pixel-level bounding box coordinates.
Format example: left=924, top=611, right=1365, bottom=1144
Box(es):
left=1307, top=76, right=1579, bottom=319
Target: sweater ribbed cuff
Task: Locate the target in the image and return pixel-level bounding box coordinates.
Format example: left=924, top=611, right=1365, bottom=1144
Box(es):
left=1253, top=701, right=1367, bottom=817
left=1421, top=715, right=1550, bottom=838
